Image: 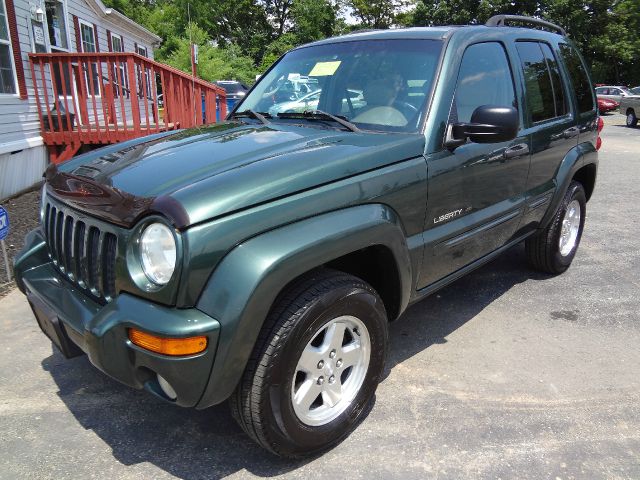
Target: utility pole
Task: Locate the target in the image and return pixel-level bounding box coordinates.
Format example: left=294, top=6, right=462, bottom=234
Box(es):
left=187, top=3, right=197, bottom=125
left=191, top=43, right=198, bottom=78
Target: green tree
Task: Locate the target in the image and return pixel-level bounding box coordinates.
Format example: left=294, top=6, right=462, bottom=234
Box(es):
left=406, top=0, right=639, bottom=84
left=258, top=32, right=298, bottom=71
left=163, top=24, right=258, bottom=85
left=258, top=0, right=338, bottom=70
left=347, top=0, right=412, bottom=29
left=104, top=0, right=273, bottom=64
left=103, top=0, right=640, bottom=85
left=290, top=0, right=338, bottom=43
left=262, top=0, right=294, bottom=36
left=406, top=0, right=537, bottom=26
left=542, top=0, right=640, bottom=84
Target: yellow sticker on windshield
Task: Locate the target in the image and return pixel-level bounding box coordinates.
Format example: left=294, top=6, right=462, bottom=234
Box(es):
left=308, top=61, right=341, bottom=77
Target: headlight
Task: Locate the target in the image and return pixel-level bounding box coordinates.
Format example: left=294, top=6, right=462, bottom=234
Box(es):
left=140, top=223, right=176, bottom=285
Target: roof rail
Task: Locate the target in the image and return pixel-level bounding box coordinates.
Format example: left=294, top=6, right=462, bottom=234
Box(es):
left=486, top=15, right=566, bottom=36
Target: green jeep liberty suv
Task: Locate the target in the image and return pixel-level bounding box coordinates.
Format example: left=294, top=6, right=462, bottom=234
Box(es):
left=15, top=15, right=600, bottom=457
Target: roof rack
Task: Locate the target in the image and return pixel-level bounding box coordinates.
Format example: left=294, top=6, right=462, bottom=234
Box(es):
left=486, top=15, right=566, bottom=36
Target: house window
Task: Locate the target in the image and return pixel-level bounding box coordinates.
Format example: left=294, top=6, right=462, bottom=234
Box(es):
left=110, top=32, right=123, bottom=52
left=52, top=60, right=73, bottom=97
left=79, top=20, right=96, bottom=52
left=110, top=32, right=127, bottom=97
left=0, top=0, right=17, bottom=94
left=45, top=0, right=69, bottom=50
left=78, top=19, right=99, bottom=95
left=36, top=0, right=73, bottom=97
left=135, top=45, right=151, bottom=98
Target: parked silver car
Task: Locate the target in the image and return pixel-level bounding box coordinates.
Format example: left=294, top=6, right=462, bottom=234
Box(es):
left=620, top=95, right=640, bottom=127
left=595, top=85, right=633, bottom=103
left=268, top=89, right=366, bottom=116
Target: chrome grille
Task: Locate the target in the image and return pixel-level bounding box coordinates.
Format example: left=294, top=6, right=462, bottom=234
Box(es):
left=43, top=200, right=118, bottom=303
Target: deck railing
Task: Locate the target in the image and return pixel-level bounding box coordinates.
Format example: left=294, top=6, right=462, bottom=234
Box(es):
left=29, top=52, right=227, bottom=163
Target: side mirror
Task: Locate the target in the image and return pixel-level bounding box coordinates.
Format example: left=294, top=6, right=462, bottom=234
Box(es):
left=446, top=105, right=518, bottom=147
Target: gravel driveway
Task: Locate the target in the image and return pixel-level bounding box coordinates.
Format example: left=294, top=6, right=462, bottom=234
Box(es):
left=0, top=189, right=40, bottom=298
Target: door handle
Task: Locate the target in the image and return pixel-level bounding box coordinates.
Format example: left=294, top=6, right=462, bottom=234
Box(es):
left=563, top=126, right=580, bottom=138
left=503, top=143, right=530, bottom=160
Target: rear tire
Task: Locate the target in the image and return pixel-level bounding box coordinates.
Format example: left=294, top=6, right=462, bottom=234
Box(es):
left=525, top=181, right=586, bottom=274
left=230, top=269, right=388, bottom=458
left=627, top=110, right=638, bottom=128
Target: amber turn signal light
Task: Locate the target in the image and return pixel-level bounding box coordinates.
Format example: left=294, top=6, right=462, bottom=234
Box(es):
left=128, top=329, right=207, bottom=356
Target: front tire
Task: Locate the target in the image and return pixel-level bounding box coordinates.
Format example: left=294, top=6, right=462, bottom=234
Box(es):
left=626, top=110, right=638, bottom=128
left=230, top=269, right=388, bottom=457
left=525, top=181, right=587, bottom=274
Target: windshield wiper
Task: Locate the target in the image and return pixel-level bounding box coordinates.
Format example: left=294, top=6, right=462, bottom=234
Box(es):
left=277, top=110, right=360, bottom=132
left=230, top=109, right=271, bottom=126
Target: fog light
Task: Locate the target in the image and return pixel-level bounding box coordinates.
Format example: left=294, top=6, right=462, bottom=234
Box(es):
left=128, top=328, right=207, bottom=356
left=157, top=374, right=177, bottom=400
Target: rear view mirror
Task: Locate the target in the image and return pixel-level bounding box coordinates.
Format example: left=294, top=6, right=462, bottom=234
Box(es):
left=446, top=105, right=518, bottom=147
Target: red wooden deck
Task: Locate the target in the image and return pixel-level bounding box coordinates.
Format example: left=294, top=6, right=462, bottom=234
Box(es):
left=29, top=52, right=227, bottom=163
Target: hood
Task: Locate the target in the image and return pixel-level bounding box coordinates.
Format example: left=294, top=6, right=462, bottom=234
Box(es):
left=47, top=122, right=425, bottom=228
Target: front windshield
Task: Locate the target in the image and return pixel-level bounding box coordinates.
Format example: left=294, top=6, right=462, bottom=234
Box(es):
left=238, top=39, right=443, bottom=133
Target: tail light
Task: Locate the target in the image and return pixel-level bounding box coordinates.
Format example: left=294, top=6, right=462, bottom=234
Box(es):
left=596, top=117, right=603, bottom=150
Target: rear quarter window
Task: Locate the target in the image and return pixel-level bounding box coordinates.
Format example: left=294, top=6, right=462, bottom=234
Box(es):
left=539, top=43, right=568, bottom=117
left=558, top=43, right=595, bottom=114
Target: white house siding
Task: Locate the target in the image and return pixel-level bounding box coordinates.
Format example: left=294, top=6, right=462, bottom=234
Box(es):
left=0, top=0, right=158, bottom=200
left=0, top=145, right=46, bottom=198
left=0, top=0, right=42, bottom=148
left=1, top=0, right=48, bottom=198
left=67, top=0, right=155, bottom=58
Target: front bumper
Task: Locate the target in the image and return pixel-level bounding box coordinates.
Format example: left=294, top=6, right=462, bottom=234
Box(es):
left=14, top=229, right=220, bottom=408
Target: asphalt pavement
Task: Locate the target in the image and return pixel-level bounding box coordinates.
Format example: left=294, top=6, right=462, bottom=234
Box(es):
left=1, top=113, right=638, bottom=479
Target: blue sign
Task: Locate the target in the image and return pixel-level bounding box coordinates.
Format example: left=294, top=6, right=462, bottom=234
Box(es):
left=0, top=206, right=9, bottom=240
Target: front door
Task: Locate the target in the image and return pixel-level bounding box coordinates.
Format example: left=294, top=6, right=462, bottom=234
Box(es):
left=418, top=41, right=531, bottom=288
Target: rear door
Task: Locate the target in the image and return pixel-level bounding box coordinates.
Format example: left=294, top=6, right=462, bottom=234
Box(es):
left=608, top=88, right=624, bottom=103
left=515, top=40, right=577, bottom=233
left=419, top=41, right=530, bottom=287
left=557, top=43, right=597, bottom=147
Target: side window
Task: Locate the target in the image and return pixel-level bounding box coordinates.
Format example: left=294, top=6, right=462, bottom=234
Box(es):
left=558, top=43, right=595, bottom=114
left=79, top=21, right=96, bottom=53
left=0, top=0, right=17, bottom=94
left=453, top=42, right=516, bottom=123
left=45, top=0, right=69, bottom=51
left=540, top=43, right=567, bottom=117
left=516, top=41, right=556, bottom=123
left=610, top=88, right=621, bottom=95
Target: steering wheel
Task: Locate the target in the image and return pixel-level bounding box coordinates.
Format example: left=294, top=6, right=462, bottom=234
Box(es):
left=393, top=100, right=419, bottom=117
